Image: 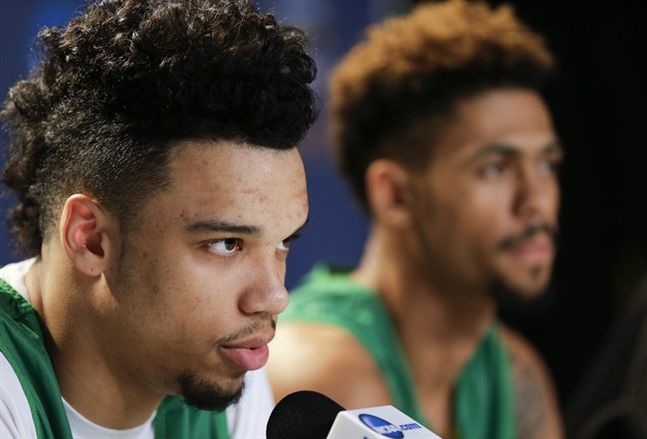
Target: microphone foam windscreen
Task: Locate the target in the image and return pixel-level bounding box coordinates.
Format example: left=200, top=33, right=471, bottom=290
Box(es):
left=266, top=390, right=345, bottom=439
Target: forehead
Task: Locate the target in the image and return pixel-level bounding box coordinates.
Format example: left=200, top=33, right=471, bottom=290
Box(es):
left=142, top=139, right=308, bottom=229
left=431, top=88, right=556, bottom=161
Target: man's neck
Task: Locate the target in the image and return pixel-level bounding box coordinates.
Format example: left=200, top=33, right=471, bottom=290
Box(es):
left=25, top=256, right=163, bottom=430
left=352, top=227, right=496, bottom=395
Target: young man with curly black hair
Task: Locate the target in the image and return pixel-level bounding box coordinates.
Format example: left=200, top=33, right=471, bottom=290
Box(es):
left=269, top=1, right=564, bottom=438
left=0, top=0, right=315, bottom=437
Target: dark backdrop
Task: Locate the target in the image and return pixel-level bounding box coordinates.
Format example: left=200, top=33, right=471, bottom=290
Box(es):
left=486, top=0, right=647, bottom=417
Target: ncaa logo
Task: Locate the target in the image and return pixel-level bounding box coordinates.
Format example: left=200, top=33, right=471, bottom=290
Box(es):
left=358, top=414, right=404, bottom=438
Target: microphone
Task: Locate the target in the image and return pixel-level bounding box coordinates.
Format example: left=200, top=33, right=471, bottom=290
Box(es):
left=266, top=390, right=344, bottom=439
left=266, top=390, right=441, bottom=439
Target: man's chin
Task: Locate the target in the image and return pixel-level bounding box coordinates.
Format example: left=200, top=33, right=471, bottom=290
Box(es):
left=488, top=269, right=551, bottom=303
left=178, top=371, right=244, bottom=411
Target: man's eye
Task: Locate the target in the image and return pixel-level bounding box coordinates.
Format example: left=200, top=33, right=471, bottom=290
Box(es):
left=277, top=239, right=292, bottom=254
left=481, top=162, right=506, bottom=179
left=277, top=234, right=300, bottom=254
left=538, top=157, right=562, bottom=175
left=207, top=238, right=243, bottom=256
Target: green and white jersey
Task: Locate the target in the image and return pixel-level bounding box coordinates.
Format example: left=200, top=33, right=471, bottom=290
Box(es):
left=282, top=264, right=518, bottom=439
left=0, top=259, right=273, bottom=439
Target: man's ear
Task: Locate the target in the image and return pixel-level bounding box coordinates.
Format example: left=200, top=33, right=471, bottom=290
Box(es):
left=59, top=194, right=116, bottom=277
left=365, top=159, right=416, bottom=227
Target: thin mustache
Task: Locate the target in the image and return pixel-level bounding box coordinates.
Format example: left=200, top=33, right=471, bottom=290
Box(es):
left=216, top=319, right=276, bottom=345
left=497, top=223, right=557, bottom=251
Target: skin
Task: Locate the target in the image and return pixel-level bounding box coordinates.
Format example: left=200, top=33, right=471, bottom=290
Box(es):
left=25, top=140, right=309, bottom=429
left=268, top=88, right=564, bottom=438
left=403, top=88, right=561, bottom=299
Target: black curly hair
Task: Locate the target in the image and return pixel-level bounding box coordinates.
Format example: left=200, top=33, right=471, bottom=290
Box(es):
left=1, top=0, right=317, bottom=256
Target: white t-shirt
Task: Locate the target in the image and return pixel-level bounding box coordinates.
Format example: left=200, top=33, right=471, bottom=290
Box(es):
left=0, top=259, right=274, bottom=439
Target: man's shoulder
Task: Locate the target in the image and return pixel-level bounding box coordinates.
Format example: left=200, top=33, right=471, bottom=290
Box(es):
left=498, top=324, right=556, bottom=402
left=498, top=325, right=546, bottom=369
left=498, top=324, right=564, bottom=439
left=268, top=321, right=391, bottom=409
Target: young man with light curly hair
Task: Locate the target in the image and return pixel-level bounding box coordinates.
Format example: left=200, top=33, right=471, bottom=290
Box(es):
left=269, top=1, right=564, bottom=438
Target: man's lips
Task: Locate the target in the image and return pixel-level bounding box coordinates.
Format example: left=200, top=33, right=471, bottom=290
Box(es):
left=508, top=235, right=553, bottom=263
left=219, top=335, right=273, bottom=371
left=497, top=222, right=557, bottom=265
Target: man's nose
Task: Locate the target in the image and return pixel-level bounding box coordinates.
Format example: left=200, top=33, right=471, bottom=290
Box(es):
left=513, top=162, right=559, bottom=222
left=238, top=258, right=290, bottom=317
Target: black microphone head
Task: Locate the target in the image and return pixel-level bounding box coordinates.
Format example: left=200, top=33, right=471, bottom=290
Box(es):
left=266, top=390, right=345, bottom=439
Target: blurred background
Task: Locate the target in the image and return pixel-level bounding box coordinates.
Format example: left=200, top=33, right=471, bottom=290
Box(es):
left=1, top=0, right=646, bottom=433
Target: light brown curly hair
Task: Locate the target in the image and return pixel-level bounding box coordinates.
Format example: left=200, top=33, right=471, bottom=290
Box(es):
left=330, top=0, right=555, bottom=209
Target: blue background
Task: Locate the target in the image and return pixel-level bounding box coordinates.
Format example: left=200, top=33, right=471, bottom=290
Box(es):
left=0, top=0, right=413, bottom=288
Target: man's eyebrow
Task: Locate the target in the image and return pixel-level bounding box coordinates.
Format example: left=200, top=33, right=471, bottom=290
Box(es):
left=540, top=140, right=564, bottom=155
left=467, top=139, right=563, bottom=163
left=287, top=216, right=309, bottom=239
left=186, top=220, right=262, bottom=236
